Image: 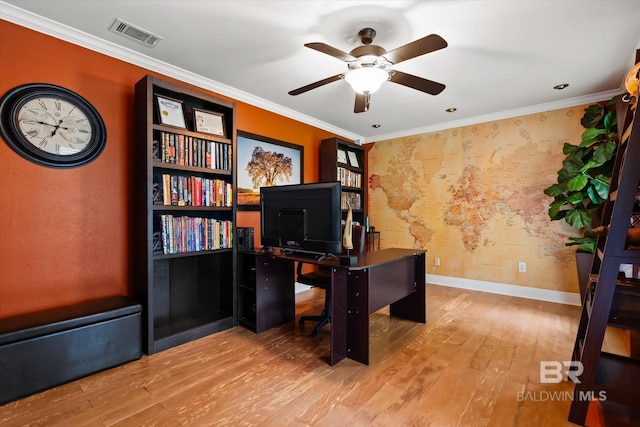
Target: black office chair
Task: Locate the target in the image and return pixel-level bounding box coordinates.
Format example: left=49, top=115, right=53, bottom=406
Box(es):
left=297, top=225, right=365, bottom=337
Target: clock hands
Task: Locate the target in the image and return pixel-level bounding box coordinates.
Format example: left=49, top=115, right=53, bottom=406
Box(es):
left=51, top=120, right=62, bottom=137
left=49, top=119, right=79, bottom=137
left=22, top=118, right=89, bottom=141
left=22, top=119, right=63, bottom=137
left=22, top=119, right=56, bottom=127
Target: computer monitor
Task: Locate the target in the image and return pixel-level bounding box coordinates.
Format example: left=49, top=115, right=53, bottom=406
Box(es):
left=260, top=182, right=342, bottom=256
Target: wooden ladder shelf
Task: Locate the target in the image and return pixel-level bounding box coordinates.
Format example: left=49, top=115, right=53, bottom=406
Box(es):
left=568, top=57, right=640, bottom=424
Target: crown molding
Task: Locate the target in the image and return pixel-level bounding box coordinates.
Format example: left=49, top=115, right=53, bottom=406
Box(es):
left=365, top=89, right=624, bottom=143
left=0, top=1, right=363, bottom=142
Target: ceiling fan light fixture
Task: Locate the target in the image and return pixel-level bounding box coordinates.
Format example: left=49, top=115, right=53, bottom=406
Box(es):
left=345, top=67, right=389, bottom=94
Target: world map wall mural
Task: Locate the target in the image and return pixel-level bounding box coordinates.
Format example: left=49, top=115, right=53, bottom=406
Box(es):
left=368, top=106, right=589, bottom=293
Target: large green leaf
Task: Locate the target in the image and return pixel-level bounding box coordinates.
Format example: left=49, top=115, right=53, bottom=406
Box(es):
left=566, top=235, right=596, bottom=253
left=567, top=191, right=586, bottom=204
left=562, top=143, right=579, bottom=155
left=548, top=199, right=567, bottom=219
left=586, top=184, right=604, bottom=204
left=595, top=174, right=611, bottom=186
left=603, top=110, right=617, bottom=132
left=580, top=128, right=607, bottom=146
left=592, top=140, right=616, bottom=163
left=592, top=177, right=610, bottom=199
left=565, top=209, right=592, bottom=228
left=558, top=156, right=584, bottom=182
left=580, top=104, right=604, bottom=128
left=543, top=183, right=565, bottom=197
left=582, top=159, right=605, bottom=171
left=567, top=174, right=588, bottom=191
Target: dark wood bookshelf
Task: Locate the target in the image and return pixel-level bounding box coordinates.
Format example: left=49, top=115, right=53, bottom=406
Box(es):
left=319, top=137, right=367, bottom=226
left=133, top=75, right=237, bottom=354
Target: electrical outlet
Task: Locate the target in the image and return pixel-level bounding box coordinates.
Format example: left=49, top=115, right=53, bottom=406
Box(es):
left=519, top=262, right=526, bottom=273
left=434, top=257, right=440, bottom=266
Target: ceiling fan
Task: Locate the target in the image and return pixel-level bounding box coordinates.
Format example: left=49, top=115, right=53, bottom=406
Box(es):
left=288, top=28, right=448, bottom=113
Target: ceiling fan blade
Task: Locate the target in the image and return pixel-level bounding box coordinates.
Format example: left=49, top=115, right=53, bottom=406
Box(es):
left=354, top=92, right=370, bottom=113
left=288, top=74, right=344, bottom=96
left=383, top=34, right=448, bottom=65
left=305, top=42, right=356, bottom=62
left=389, top=70, right=445, bottom=95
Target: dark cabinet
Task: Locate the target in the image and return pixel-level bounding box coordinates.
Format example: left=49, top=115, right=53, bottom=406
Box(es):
left=237, top=252, right=295, bottom=333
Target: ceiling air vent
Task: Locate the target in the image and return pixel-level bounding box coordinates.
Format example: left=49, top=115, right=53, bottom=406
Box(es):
left=109, top=18, right=162, bottom=47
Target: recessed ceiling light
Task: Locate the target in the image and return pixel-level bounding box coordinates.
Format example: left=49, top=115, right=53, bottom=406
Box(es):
left=554, top=83, right=569, bottom=90
left=445, top=108, right=457, bottom=113
left=372, top=124, right=381, bottom=128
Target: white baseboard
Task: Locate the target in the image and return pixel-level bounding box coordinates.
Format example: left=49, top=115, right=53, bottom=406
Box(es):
left=295, top=283, right=313, bottom=294
left=296, top=276, right=581, bottom=306
left=426, top=274, right=581, bottom=306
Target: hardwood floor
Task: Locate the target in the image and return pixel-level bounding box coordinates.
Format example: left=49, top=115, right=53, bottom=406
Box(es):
left=0, top=284, right=636, bottom=426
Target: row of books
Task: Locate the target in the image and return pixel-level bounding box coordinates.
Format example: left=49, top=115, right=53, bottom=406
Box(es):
left=154, top=173, right=232, bottom=207
left=341, top=191, right=362, bottom=210
left=155, top=215, right=233, bottom=255
left=153, top=131, right=232, bottom=170
left=337, top=167, right=362, bottom=189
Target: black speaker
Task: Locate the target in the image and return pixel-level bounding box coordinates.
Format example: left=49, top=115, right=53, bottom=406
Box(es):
left=237, top=227, right=254, bottom=251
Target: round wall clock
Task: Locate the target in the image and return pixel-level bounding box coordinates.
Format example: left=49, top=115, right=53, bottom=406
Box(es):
left=0, top=83, right=106, bottom=168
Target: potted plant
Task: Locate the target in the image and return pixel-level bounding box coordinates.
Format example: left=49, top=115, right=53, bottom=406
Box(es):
left=543, top=97, right=619, bottom=297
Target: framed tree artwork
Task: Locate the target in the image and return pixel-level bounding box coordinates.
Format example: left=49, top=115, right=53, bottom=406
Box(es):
left=237, top=131, right=304, bottom=210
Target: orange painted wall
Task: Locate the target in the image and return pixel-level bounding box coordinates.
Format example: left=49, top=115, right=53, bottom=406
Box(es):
left=0, top=21, right=337, bottom=317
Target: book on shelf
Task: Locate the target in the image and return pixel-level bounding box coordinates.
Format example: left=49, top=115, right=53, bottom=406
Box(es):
left=155, top=173, right=233, bottom=207
left=156, top=214, right=233, bottom=254
left=341, top=192, right=361, bottom=210
left=155, top=130, right=232, bottom=170
left=170, top=176, right=178, bottom=205
left=162, top=174, right=173, bottom=206
left=337, top=167, right=362, bottom=188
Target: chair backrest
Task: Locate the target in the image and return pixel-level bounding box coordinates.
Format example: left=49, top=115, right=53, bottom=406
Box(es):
left=296, top=224, right=366, bottom=285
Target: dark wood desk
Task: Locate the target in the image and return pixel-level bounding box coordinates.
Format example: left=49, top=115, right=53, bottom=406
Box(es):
left=255, top=248, right=426, bottom=365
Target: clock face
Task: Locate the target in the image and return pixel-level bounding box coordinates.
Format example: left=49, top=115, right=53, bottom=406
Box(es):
left=0, top=84, right=106, bottom=168
left=17, top=97, right=93, bottom=156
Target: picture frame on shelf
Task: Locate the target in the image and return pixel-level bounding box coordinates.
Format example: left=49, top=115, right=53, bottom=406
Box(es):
left=237, top=130, right=304, bottom=210
left=337, top=149, right=348, bottom=164
left=193, top=108, right=225, bottom=137
left=156, top=95, right=186, bottom=129
left=347, top=151, right=359, bottom=167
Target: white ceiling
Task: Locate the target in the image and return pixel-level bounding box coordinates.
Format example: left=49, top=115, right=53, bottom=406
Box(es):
left=2, top=0, right=640, bottom=143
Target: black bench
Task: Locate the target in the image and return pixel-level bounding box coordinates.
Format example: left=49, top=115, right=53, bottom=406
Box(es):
left=0, top=295, right=142, bottom=405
